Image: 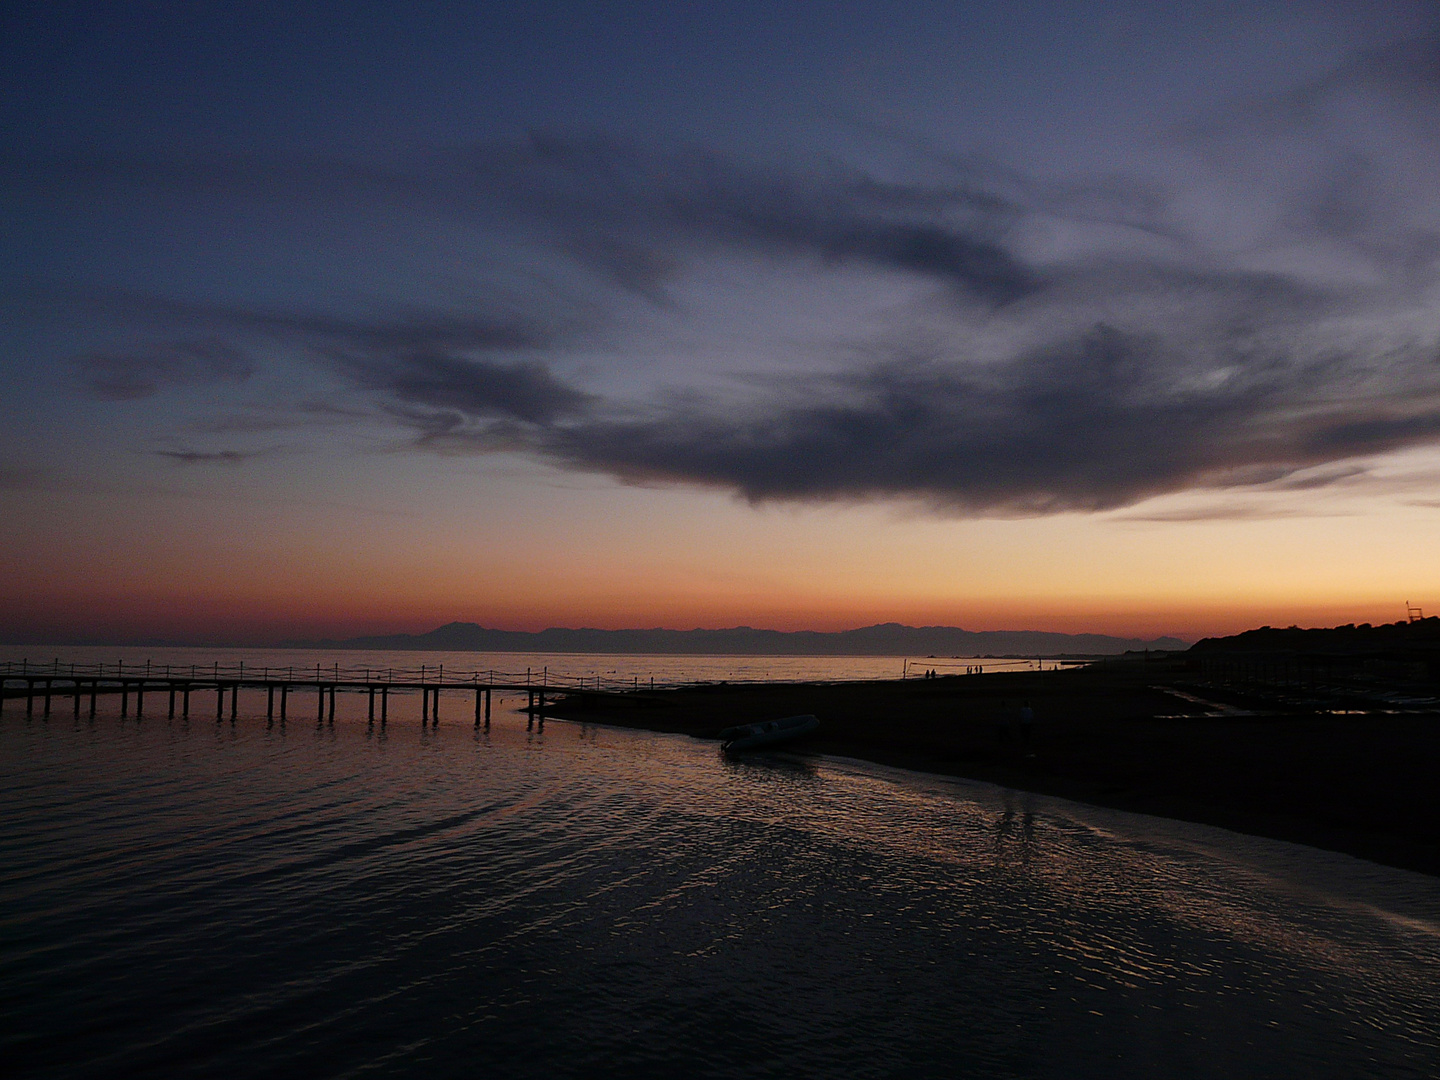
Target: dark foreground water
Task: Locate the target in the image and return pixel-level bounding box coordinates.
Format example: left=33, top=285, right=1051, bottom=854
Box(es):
left=3, top=702, right=1439, bottom=1079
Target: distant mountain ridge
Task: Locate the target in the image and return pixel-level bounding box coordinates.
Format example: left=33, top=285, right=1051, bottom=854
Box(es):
left=283, top=621, right=1187, bottom=656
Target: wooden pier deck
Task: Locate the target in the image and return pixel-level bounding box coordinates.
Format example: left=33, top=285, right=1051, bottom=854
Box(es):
left=0, top=661, right=651, bottom=725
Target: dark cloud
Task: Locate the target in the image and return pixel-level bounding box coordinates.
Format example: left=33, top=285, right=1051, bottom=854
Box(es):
left=1180, top=33, right=1440, bottom=273
left=255, top=308, right=547, bottom=355
left=1301, top=410, right=1440, bottom=457
left=30, top=35, right=1440, bottom=516
left=221, top=306, right=593, bottom=431
left=476, top=135, right=1038, bottom=305
left=76, top=293, right=551, bottom=358
left=1279, top=35, right=1440, bottom=119
left=348, top=353, right=592, bottom=427
left=1264, top=464, right=1372, bottom=491
left=154, top=449, right=264, bottom=465
left=8, top=134, right=1039, bottom=306
left=67, top=293, right=582, bottom=436
left=521, top=325, right=1414, bottom=514
left=76, top=340, right=253, bottom=400
left=1181, top=35, right=1440, bottom=139
left=377, top=406, right=533, bottom=455
left=239, top=307, right=588, bottom=432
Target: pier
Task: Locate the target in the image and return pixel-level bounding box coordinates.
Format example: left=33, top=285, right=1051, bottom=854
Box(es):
left=0, top=660, right=651, bottom=725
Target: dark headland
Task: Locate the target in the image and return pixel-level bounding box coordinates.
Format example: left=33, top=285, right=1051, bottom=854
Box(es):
left=550, top=618, right=1440, bottom=877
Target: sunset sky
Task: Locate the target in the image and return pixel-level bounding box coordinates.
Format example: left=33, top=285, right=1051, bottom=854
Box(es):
left=3, top=1, right=1439, bottom=645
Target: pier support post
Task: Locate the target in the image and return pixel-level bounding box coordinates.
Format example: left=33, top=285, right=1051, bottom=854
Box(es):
left=279, top=684, right=287, bottom=720
left=136, top=684, right=144, bottom=717
left=368, top=687, right=375, bottom=722
left=169, top=687, right=175, bottom=719
left=432, top=687, right=439, bottom=724
left=26, top=680, right=33, bottom=717
left=73, top=682, right=81, bottom=717
left=216, top=685, right=224, bottom=719
left=422, top=686, right=429, bottom=725
left=231, top=684, right=238, bottom=721
left=317, top=685, right=325, bottom=722
left=44, top=680, right=52, bottom=717
left=381, top=686, right=387, bottom=723
left=89, top=681, right=97, bottom=718
left=486, top=688, right=491, bottom=724
left=267, top=685, right=274, bottom=720
left=475, top=687, right=481, bottom=727
left=182, top=685, right=190, bottom=718
left=328, top=685, right=335, bottom=723
left=121, top=683, right=128, bottom=718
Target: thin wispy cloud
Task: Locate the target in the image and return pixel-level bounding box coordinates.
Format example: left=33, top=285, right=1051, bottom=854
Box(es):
left=75, top=340, right=254, bottom=400
left=474, top=135, right=1040, bottom=306
left=1116, top=504, right=1352, bottom=523
left=153, top=448, right=268, bottom=465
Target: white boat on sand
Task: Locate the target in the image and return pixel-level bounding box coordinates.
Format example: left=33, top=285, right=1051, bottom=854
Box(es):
left=718, top=714, right=820, bottom=752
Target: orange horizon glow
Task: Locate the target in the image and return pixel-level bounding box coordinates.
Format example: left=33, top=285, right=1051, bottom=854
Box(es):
left=0, top=586, right=1426, bottom=647
left=4, top=447, right=1437, bottom=648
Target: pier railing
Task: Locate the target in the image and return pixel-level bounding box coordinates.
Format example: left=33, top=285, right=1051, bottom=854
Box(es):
left=1, top=656, right=1041, bottom=701
left=0, top=658, right=850, bottom=694
left=2, top=659, right=676, bottom=692
left=0, top=658, right=678, bottom=723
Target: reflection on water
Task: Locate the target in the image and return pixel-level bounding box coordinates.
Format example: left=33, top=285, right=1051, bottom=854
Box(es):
left=720, top=750, right=822, bottom=782
left=993, top=803, right=1039, bottom=857
left=2, top=702, right=1438, bottom=1080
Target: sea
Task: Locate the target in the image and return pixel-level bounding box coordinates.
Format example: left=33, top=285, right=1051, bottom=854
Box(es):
left=0, top=646, right=1055, bottom=690
left=3, top=648, right=1439, bottom=1078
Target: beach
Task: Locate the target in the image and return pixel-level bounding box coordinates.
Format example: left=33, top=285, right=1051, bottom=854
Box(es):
left=550, top=659, right=1440, bottom=877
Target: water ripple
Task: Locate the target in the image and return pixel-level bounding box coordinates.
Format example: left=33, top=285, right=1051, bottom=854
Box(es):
left=3, top=713, right=1439, bottom=1079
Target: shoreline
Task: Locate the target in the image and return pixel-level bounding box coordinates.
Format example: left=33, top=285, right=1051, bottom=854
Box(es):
left=802, top=739, right=1440, bottom=880
left=549, top=664, right=1440, bottom=878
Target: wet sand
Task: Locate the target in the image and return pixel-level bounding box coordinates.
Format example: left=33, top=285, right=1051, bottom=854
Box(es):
left=550, top=662, right=1440, bottom=877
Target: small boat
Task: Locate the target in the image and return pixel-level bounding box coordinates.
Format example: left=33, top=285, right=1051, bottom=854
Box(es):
left=717, top=713, right=819, bottom=752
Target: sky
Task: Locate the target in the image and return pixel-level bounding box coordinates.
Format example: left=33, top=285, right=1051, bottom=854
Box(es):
left=3, top=0, right=1440, bottom=645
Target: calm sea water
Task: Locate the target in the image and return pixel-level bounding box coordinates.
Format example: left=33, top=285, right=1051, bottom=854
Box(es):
left=0, top=646, right=1054, bottom=689
left=3, top=662, right=1439, bottom=1078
